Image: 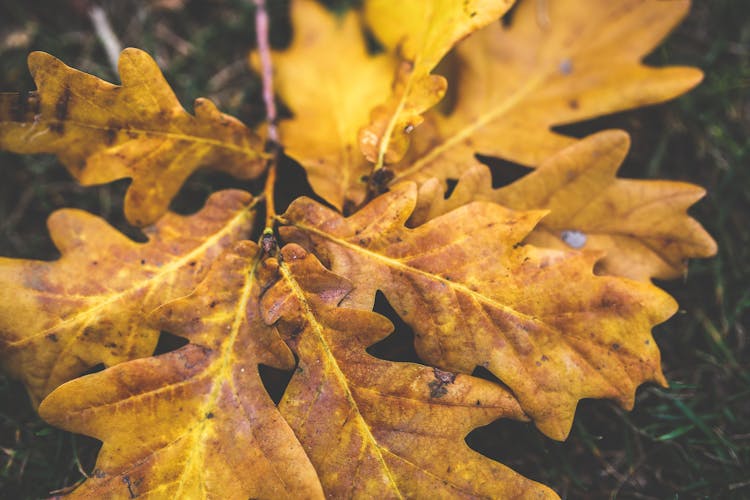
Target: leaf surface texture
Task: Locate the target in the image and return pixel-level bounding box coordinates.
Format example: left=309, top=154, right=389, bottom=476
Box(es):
left=0, top=49, right=266, bottom=225
left=281, top=184, right=678, bottom=439
left=0, top=190, right=255, bottom=404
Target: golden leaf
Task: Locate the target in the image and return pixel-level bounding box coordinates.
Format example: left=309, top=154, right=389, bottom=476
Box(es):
left=391, top=0, right=703, bottom=186
left=39, top=242, right=324, bottom=498
left=413, top=130, right=718, bottom=281
left=359, top=0, right=515, bottom=167
left=0, top=190, right=255, bottom=405
left=0, top=48, right=266, bottom=226
left=260, top=244, right=557, bottom=498
left=280, top=183, right=677, bottom=440
left=264, top=0, right=396, bottom=211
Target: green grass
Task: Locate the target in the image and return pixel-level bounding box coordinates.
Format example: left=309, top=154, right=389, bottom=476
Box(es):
left=1, top=0, right=748, bottom=498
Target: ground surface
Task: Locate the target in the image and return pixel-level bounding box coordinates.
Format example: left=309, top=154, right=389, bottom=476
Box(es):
left=0, top=0, right=748, bottom=498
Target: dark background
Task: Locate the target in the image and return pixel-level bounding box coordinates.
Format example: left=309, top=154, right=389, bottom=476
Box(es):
left=1, top=0, right=748, bottom=498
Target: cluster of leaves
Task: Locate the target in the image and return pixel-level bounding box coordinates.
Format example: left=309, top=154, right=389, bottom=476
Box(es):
left=0, top=0, right=718, bottom=497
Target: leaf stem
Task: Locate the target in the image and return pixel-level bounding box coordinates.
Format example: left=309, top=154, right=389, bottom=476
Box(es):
left=262, top=158, right=277, bottom=231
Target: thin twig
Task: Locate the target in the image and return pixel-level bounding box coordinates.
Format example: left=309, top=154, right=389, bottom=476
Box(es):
left=254, top=0, right=278, bottom=146
left=254, top=0, right=280, bottom=252
left=88, top=5, right=122, bottom=73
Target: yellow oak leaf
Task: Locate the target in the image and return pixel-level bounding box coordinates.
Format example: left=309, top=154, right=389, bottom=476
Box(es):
left=0, top=48, right=266, bottom=226
left=259, top=244, right=557, bottom=498
left=359, top=0, right=514, bottom=168
left=413, top=130, right=718, bottom=281
left=391, top=0, right=703, bottom=187
left=0, top=190, right=255, bottom=406
left=280, top=183, right=677, bottom=440
left=265, top=0, right=396, bottom=212
left=39, top=242, right=324, bottom=499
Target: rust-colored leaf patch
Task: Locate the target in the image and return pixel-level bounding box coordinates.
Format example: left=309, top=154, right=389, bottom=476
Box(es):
left=281, top=183, right=677, bottom=440
left=260, top=244, right=556, bottom=498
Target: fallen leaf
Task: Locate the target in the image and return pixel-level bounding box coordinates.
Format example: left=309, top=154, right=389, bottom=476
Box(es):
left=0, top=48, right=266, bottom=226
left=260, top=244, right=557, bottom=498
left=280, top=183, right=677, bottom=440
left=265, top=0, right=396, bottom=211
left=359, top=0, right=514, bottom=167
left=391, top=0, right=703, bottom=187
left=0, top=190, right=255, bottom=405
left=413, top=130, right=718, bottom=281
left=39, top=241, right=324, bottom=499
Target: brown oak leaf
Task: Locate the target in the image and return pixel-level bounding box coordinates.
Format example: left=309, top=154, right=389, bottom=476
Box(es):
left=280, top=183, right=677, bottom=440
left=259, top=244, right=557, bottom=498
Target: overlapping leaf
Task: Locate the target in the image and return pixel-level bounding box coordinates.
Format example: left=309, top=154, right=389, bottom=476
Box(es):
left=0, top=48, right=266, bottom=225
left=260, top=244, right=556, bottom=498
left=265, top=0, right=396, bottom=211
left=0, top=190, right=255, bottom=405
left=390, top=0, right=703, bottom=187
left=281, top=183, right=677, bottom=440
left=413, top=130, right=718, bottom=281
left=39, top=242, right=324, bottom=499
left=359, top=0, right=515, bottom=167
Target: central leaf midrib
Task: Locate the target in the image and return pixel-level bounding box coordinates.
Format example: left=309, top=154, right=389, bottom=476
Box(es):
left=21, top=117, right=259, bottom=157
left=13, top=202, right=255, bottom=348
left=279, top=261, right=405, bottom=499
left=292, top=220, right=550, bottom=330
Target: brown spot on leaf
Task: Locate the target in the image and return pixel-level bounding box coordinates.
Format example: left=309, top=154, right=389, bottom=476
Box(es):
left=55, top=88, right=71, bottom=121
left=46, top=333, right=58, bottom=342
left=428, top=367, right=456, bottom=398
left=49, top=121, right=64, bottom=134
left=105, top=127, right=117, bottom=146
left=122, top=475, right=137, bottom=498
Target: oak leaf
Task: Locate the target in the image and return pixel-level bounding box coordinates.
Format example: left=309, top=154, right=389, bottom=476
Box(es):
left=261, top=244, right=556, bottom=498
left=0, top=48, right=266, bottom=226
left=359, top=0, right=515, bottom=167
left=390, top=0, right=703, bottom=187
left=412, top=130, right=718, bottom=281
left=39, top=242, right=324, bottom=499
left=280, top=183, right=677, bottom=440
left=0, top=190, right=255, bottom=405
left=264, top=0, right=397, bottom=211
left=39, top=243, right=556, bottom=498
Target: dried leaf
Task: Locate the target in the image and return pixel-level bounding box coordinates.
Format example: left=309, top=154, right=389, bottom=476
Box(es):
left=391, top=0, right=703, bottom=186
left=281, top=183, right=677, bottom=440
left=413, top=130, right=718, bottom=281
left=0, top=190, right=255, bottom=405
left=266, top=0, right=396, bottom=211
left=0, top=48, right=266, bottom=226
left=359, top=0, right=514, bottom=167
left=260, top=244, right=557, bottom=498
left=39, top=242, right=324, bottom=499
